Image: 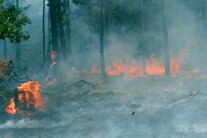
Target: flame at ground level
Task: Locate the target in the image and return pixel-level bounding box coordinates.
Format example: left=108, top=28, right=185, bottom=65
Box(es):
left=5, top=81, right=47, bottom=115
left=5, top=98, right=16, bottom=115
left=87, top=55, right=199, bottom=79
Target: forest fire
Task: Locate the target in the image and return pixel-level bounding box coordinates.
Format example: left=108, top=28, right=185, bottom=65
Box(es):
left=5, top=81, right=47, bottom=115
left=88, top=53, right=199, bottom=79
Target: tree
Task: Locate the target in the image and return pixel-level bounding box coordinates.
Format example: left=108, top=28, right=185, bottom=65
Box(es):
left=100, top=0, right=107, bottom=82
left=15, top=0, right=21, bottom=70
left=72, top=0, right=109, bottom=82
left=48, top=0, right=71, bottom=62
left=0, top=0, right=31, bottom=42
left=64, top=0, right=72, bottom=62
left=3, top=38, right=7, bottom=59
left=48, top=0, right=59, bottom=60
left=43, top=0, right=46, bottom=63
left=162, top=0, right=170, bottom=77
left=0, top=0, right=31, bottom=65
left=57, top=0, right=67, bottom=59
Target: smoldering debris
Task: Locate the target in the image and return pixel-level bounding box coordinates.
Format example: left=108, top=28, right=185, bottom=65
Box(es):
left=1, top=79, right=207, bottom=137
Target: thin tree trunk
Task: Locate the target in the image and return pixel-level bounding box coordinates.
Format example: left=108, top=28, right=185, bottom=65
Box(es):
left=140, top=0, right=146, bottom=74
left=3, top=39, right=7, bottom=60
left=46, top=12, right=51, bottom=62
left=162, top=0, right=170, bottom=77
left=65, top=0, right=72, bottom=62
left=87, top=0, right=93, bottom=47
left=100, top=0, right=107, bottom=82
left=57, top=0, right=67, bottom=59
left=15, top=0, right=21, bottom=70
left=202, top=0, right=206, bottom=26
left=42, top=0, right=46, bottom=63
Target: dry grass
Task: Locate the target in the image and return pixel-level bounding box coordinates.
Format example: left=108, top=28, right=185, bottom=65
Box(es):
left=0, top=60, right=9, bottom=81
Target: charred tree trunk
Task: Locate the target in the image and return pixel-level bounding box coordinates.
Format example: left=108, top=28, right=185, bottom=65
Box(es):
left=100, top=0, right=107, bottom=82
left=46, top=12, right=51, bottom=61
left=162, top=0, right=170, bottom=77
left=87, top=0, right=93, bottom=47
left=202, top=0, right=206, bottom=26
left=3, top=39, right=7, bottom=60
left=48, top=0, right=60, bottom=77
left=140, top=0, right=146, bottom=74
left=48, top=0, right=59, bottom=60
left=65, top=0, right=72, bottom=62
left=104, top=0, right=109, bottom=33
left=15, top=0, right=21, bottom=70
left=42, top=0, right=46, bottom=63
left=57, top=0, right=67, bottom=59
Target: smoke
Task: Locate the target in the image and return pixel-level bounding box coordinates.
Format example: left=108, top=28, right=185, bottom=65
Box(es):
left=1, top=0, right=207, bottom=138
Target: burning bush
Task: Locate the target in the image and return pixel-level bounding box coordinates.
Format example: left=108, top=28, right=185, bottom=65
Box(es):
left=5, top=81, right=47, bottom=115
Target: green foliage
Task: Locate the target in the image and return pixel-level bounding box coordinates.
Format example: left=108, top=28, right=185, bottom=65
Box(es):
left=0, top=1, right=31, bottom=42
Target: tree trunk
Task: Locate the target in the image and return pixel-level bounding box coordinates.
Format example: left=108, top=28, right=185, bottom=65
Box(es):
left=46, top=12, right=51, bottom=62
left=3, top=39, right=7, bottom=60
left=57, top=0, right=67, bottom=59
left=48, top=0, right=59, bottom=59
left=100, top=0, right=107, bottom=82
left=162, top=0, right=170, bottom=77
left=87, top=0, right=93, bottom=47
left=15, top=0, right=21, bottom=70
left=16, top=0, right=21, bottom=70
left=140, top=0, right=146, bottom=74
left=42, top=0, right=46, bottom=63
left=202, top=0, right=206, bottom=26
left=65, top=0, right=72, bottom=62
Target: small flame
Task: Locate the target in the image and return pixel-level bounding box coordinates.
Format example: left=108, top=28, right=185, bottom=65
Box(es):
left=5, top=98, right=16, bottom=115
left=50, top=51, right=56, bottom=60
left=87, top=53, right=191, bottom=79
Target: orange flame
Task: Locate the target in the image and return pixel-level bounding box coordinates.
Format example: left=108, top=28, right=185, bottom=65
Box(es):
left=16, top=81, right=47, bottom=111
left=88, top=54, right=189, bottom=79
left=50, top=51, right=56, bottom=60
left=5, top=98, right=16, bottom=115
left=5, top=81, right=47, bottom=115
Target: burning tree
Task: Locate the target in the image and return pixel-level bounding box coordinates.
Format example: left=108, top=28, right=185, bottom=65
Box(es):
left=47, top=0, right=72, bottom=62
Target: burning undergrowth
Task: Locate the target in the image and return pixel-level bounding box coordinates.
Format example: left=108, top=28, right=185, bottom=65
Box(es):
left=5, top=81, right=47, bottom=116
left=1, top=78, right=207, bottom=137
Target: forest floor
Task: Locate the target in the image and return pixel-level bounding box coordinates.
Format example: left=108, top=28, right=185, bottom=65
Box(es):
left=1, top=78, right=207, bottom=138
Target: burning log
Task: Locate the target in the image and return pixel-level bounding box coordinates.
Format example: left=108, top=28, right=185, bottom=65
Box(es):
left=5, top=81, right=47, bottom=115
